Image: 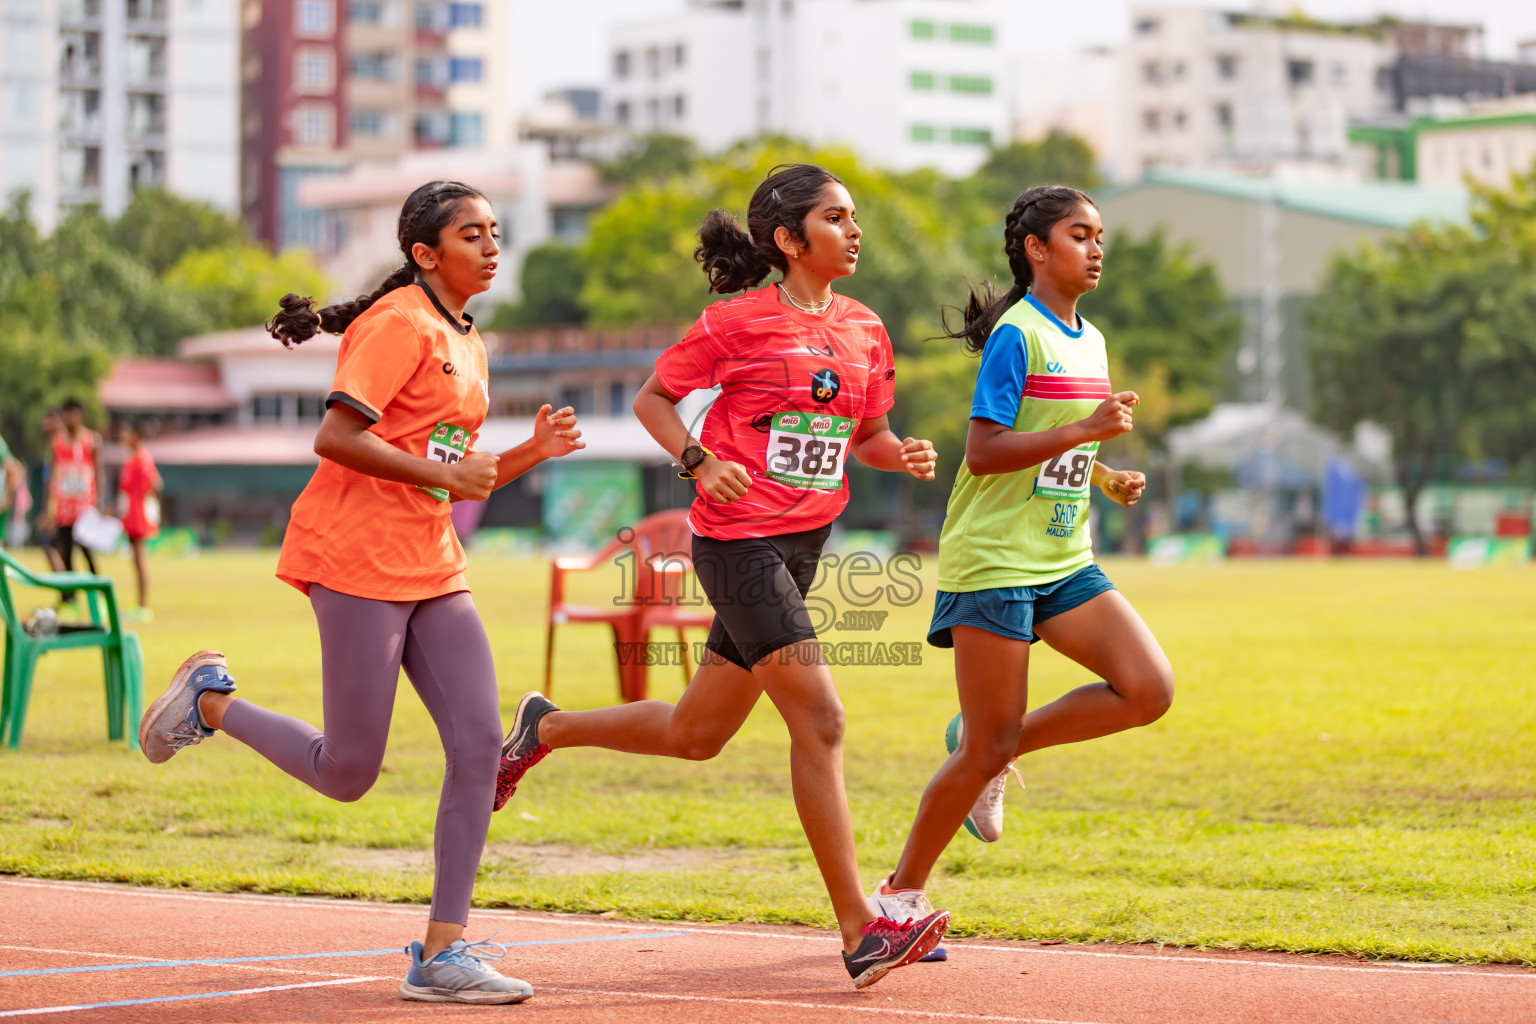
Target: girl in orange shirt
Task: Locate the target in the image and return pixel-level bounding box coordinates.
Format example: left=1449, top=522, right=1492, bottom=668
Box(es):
left=138, top=181, right=584, bottom=1005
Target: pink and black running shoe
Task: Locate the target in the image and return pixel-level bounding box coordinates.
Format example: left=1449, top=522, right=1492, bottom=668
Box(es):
left=493, top=691, right=556, bottom=811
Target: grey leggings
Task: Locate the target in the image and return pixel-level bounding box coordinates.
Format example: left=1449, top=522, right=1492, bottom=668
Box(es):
left=220, top=584, right=501, bottom=925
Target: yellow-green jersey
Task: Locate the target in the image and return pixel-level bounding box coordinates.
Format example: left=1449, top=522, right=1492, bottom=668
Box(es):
left=936, top=293, right=1111, bottom=591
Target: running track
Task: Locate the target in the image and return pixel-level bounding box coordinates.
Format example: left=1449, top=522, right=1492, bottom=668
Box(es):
left=0, top=877, right=1530, bottom=1022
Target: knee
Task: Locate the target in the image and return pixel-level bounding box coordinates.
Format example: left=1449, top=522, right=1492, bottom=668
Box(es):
left=451, top=716, right=504, bottom=775
left=957, top=725, right=1020, bottom=777
left=326, top=766, right=380, bottom=803
left=806, top=700, right=846, bottom=750
left=675, top=729, right=729, bottom=762
left=1122, top=664, right=1175, bottom=726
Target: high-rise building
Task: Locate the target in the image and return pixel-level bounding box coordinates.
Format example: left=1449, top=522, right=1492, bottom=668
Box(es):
left=606, top=0, right=1007, bottom=177
left=1114, top=6, right=1397, bottom=182
left=0, top=0, right=239, bottom=233
left=241, top=0, right=510, bottom=250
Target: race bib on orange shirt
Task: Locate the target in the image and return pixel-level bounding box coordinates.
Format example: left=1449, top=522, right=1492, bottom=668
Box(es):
left=418, top=420, right=472, bottom=502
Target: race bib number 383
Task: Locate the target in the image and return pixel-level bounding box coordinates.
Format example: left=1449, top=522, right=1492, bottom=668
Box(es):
left=1034, top=441, right=1099, bottom=501
left=418, top=420, right=472, bottom=502
left=765, top=412, right=853, bottom=490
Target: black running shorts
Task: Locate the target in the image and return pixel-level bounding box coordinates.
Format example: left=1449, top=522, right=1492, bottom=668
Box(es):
left=691, top=524, right=832, bottom=669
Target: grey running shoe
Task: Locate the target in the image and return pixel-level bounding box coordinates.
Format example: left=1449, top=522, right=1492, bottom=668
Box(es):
left=842, top=910, right=950, bottom=989
left=138, top=650, right=237, bottom=764
left=399, top=938, right=533, bottom=1004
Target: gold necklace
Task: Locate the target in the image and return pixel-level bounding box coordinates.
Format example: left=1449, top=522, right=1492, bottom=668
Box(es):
left=777, top=282, right=832, bottom=314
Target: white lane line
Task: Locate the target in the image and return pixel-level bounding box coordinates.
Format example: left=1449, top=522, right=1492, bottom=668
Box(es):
left=5, top=878, right=1531, bottom=982
left=543, top=986, right=1119, bottom=1024
left=0, top=975, right=387, bottom=1017
left=0, top=945, right=358, bottom=980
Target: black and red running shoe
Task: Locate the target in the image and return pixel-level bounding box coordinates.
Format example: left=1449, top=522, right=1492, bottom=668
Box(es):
left=842, top=910, right=950, bottom=989
left=493, top=692, right=556, bottom=812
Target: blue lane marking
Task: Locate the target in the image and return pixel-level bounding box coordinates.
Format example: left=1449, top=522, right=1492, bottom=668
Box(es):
left=0, top=977, right=380, bottom=1017
left=0, top=932, right=686, bottom=978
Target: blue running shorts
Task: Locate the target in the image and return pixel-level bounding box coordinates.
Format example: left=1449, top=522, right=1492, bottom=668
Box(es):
left=926, top=564, right=1116, bottom=648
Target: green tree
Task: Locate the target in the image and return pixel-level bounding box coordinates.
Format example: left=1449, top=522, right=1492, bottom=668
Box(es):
left=966, top=132, right=1101, bottom=211
left=487, top=242, right=588, bottom=327
left=0, top=325, right=111, bottom=463
left=1308, top=225, right=1496, bottom=555
left=600, top=134, right=699, bottom=186
left=164, top=244, right=330, bottom=333
left=109, top=188, right=247, bottom=275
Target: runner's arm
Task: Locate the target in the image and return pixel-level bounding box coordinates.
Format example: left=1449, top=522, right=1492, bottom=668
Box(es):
left=313, top=404, right=498, bottom=501
left=633, top=373, right=751, bottom=502
left=490, top=404, right=584, bottom=489
left=849, top=416, right=936, bottom=480
left=966, top=391, right=1139, bottom=476
left=1093, top=461, right=1146, bottom=508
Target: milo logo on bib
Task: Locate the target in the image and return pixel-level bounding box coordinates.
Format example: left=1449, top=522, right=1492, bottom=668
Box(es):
left=766, top=410, right=853, bottom=490
left=418, top=420, right=473, bottom=502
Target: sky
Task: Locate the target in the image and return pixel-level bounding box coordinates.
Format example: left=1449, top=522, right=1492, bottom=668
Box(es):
left=511, top=0, right=1536, bottom=110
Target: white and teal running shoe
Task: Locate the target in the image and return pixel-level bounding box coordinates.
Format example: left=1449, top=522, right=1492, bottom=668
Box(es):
left=400, top=938, right=533, bottom=1004
left=946, top=712, right=1024, bottom=843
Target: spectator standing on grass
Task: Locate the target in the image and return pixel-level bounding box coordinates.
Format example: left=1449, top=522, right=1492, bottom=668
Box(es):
left=47, top=400, right=102, bottom=604
left=34, top=410, right=66, bottom=572
left=0, top=429, right=21, bottom=548
left=116, top=421, right=161, bottom=622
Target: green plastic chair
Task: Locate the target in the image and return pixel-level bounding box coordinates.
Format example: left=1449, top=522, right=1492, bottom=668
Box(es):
left=0, top=548, right=143, bottom=750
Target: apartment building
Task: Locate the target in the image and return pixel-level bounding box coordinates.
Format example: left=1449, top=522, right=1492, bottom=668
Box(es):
left=0, top=0, right=239, bottom=233
left=1114, top=6, right=1396, bottom=181
left=241, top=0, right=510, bottom=249
left=606, top=0, right=1007, bottom=177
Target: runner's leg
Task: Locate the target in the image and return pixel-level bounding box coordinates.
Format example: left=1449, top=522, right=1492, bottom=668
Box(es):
left=1016, top=589, right=1173, bottom=755
left=888, top=625, right=1030, bottom=891
left=538, top=653, right=761, bottom=759
left=397, top=590, right=502, bottom=952
left=215, top=585, right=410, bottom=800
left=130, top=537, right=149, bottom=608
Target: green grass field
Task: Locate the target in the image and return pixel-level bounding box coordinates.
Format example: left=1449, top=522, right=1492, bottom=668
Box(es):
left=0, top=549, right=1532, bottom=964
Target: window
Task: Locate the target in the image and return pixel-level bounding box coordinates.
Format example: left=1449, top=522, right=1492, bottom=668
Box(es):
left=909, top=71, right=934, bottom=91
left=1287, top=59, right=1313, bottom=86
left=349, top=109, right=397, bottom=137
left=252, top=394, right=282, bottom=423
left=910, top=123, right=935, bottom=143
left=447, top=110, right=482, bottom=146
left=1331, top=62, right=1347, bottom=85
left=949, top=126, right=991, bottom=145
left=1172, top=61, right=1185, bottom=80
left=348, top=1, right=392, bottom=24
left=673, top=43, right=686, bottom=69
left=294, top=48, right=335, bottom=92
left=672, top=94, right=685, bottom=118
left=127, top=91, right=163, bottom=136
left=414, top=2, right=440, bottom=31
left=415, top=56, right=441, bottom=87
left=609, top=381, right=626, bottom=416
left=949, top=75, right=992, bottom=94
left=910, top=20, right=934, bottom=40
left=1143, top=62, right=1162, bottom=85
left=949, top=24, right=993, bottom=44
left=646, top=46, right=660, bottom=78
left=1173, top=109, right=1186, bottom=129
left=292, top=102, right=334, bottom=145
left=1216, top=55, right=1237, bottom=80
left=348, top=52, right=396, bottom=81
left=447, top=2, right=481, bottom=28
left=298, top=395, right=324, bottom=422
left=1142, top=109, right=1160, bottom=133
left=614, top=100, right=630, bottom=124
left=1215, top=103, right=1233, bottom=130
left=1135, top=17, right=1158, bottom=34
left=613, top=49, right=630, bottom=79
left=294, top=0, right=334, bottom=37
left=448, top=56, right=482, bottom=83
left=414, top=110, right=447, bottom=144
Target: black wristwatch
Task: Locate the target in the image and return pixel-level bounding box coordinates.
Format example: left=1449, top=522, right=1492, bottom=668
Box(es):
left=679, top=444, right=708, bottom=475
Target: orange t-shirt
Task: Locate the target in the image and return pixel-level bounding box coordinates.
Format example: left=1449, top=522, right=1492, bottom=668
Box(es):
left=277, top=282, right=490, bottom=601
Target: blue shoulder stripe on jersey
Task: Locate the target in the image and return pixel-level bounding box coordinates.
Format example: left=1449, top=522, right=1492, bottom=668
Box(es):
left=970, top=323, right=1027, bottom=426
left=1024, top=291, right=1084, bottom=339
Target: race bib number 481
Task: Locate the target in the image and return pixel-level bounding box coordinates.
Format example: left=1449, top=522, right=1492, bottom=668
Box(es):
left=1034, top=441, right=1099, bottom=501
left=765, top=412, right=853, bottom=490
left=418, top=420, right=473, bottom=502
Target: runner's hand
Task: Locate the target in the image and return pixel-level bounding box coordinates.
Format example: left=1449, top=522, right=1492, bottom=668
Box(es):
left=1080, top=391, right=1139, bottom=442
left=447, top=451, right=499, bottom=502
left=696, top=456, right=751, bottom=504
left=1099, top=468, right=1146, bottom=508
left=900, top=437, right=937, bottom=481
left=535, top=404, right=585, bottom=458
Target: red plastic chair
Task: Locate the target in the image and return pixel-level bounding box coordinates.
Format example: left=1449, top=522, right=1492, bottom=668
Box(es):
left=544, top=509, right=715, bottom=703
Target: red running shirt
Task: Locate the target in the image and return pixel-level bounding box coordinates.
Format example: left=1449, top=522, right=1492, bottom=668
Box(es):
left=50, top=430, right=97, bottom=527
left=118, top=447, right=160, bottom=540
left=655, top=285, right=896, bottom=540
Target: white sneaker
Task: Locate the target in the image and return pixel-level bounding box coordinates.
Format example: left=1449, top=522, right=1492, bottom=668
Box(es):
left=946, top=712, right=1025, bottom=843
left=867, top=873, right=934, bottom=925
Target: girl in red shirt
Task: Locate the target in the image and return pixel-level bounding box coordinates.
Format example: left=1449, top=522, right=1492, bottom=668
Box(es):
left=138, top=181, right=584, bottom=1005
left=115, top=421, right=161, bottom=620
left=493, top=164, right=948, bottom=988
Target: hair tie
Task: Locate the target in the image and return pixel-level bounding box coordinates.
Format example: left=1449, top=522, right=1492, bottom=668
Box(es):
left=770, top=188, right=782, bottom=205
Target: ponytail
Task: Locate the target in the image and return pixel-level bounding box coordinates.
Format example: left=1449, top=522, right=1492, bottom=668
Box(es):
left=942, top=184, right=1096, bottom=354
left=693, top=163, right=842, bottom=295
left=265, top=179, right=487, bottom=347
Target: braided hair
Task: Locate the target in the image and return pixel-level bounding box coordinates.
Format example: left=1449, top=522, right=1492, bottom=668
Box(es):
left=695, top=163, right=843, bottom=294
left=267, top=180, right=487, bottom=347
left=943, top=184, right=1096, bottom=354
